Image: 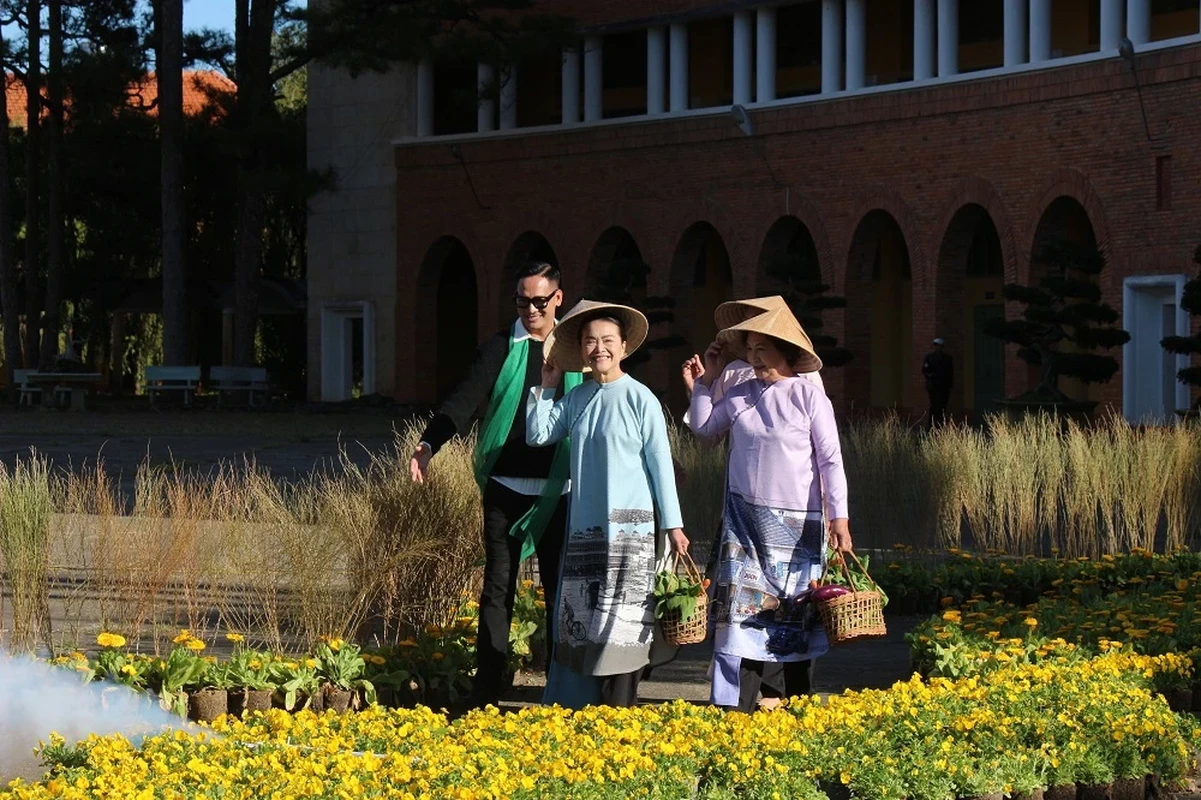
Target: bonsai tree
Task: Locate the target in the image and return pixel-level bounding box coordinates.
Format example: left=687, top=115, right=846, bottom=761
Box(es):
left=588, top=256, right=686, bottom=370
left=1160, top=244, right=1201, bottom=411
left=984, top=241, right=1130, bottom=405
left=764, top=251, right=854, bottom=367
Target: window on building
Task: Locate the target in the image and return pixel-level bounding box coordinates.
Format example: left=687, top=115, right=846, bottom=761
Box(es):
left=603, top=30, right=647, bottom=118
left=433, top=59, right=477, bottom=135
left=960, top=0, right=1003, bottom=72
left=776, top=2, right=821, bottom=98
left=516, top=51, right=564, bottom=127
left=1151, top=0, right=1199, bottom=40
left=689, top=17, right=733, bottom=108
left=866, top=0, right=913, bottom=85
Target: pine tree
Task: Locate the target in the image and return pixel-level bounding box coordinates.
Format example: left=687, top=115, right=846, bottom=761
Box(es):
left=984, top=241, right=1130, bottom=403
left=1160, top=244, right=1201, bottom=411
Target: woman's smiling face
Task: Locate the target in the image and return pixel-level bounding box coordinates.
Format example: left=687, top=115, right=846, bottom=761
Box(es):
left=580, top=318, right=627, bottom=378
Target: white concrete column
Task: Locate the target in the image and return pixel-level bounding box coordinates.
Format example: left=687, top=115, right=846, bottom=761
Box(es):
left=561, top=48, right=580, bottom=124
left=670, top=23, right=689, bottom=112
left=1100, top=0, right=1123, bottom=50
left=1126, top=0, right=1150, bottom=45
left=416, top=59, right=434, bottom=137
left=846, top=0, right=866, bottom=90
left=756, top=6, right=777, bottom=102
left=584, top=34, right=603, bottom=122
left=733, top=11, right=754, bottom=105
left=499, top=67, right=517, bottom=129
left=1003, top=0, right=1027, bottom=67
left=913, top=0, right=935, bottom=80
left=477, top=62, right=496, bottom=132
left=647, top=26, right=667, bottom=114
left=1029, top=0, right=1052, bottom=62
left=821, top=0, right=844, bottom=93
left=937, top=0, right=958, bottom=77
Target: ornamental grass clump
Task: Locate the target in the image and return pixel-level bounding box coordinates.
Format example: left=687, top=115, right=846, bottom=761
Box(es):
left=0, top=451, right=53, bottom=653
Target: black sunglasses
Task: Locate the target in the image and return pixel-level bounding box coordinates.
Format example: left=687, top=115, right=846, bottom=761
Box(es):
left=514, top=293, right=557, bottom=310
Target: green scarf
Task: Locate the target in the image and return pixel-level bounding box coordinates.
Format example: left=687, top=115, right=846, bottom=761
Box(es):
left=473, top=331, right=582, bottom=561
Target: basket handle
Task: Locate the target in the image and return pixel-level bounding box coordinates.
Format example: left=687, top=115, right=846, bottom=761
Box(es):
left=667, top=548, right=704, bottom=585
left=819, top=549, right=869, bottom=595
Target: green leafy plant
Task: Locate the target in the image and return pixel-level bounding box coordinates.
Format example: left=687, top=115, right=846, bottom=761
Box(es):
left=653, top=568, right=707, bottom=623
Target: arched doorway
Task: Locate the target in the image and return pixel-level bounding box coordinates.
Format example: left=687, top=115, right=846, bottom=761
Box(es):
left=500, top=231, right=558, bottom=327
left=584, top=227, right=654, bottom=374
left=757, top=216, right=820, bottom=294
left=1028, top=196, right=1101, bottom=404
left=669, top=222, right=734, bottom=411
left=586, top=227, right=646, bottom=303
left=846, top=211, right=913, bottom=413
left=417, top=236, right=479, bottom=403
left=936, top=204, right=1005, bottom=421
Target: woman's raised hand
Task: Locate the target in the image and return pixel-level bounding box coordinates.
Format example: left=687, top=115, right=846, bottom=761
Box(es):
left=681, top=355, right=704, bottom=394
left=542, top=357, right=563, bottom=389
left=702, top=341, right=724, bottom=382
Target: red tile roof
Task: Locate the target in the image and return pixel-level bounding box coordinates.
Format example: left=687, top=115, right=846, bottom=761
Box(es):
left=4, top=69, right=235, bottom=127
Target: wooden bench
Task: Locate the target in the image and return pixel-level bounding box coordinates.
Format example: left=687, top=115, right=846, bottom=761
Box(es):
left=209, top=366, right=269, bottom=407
left=144, top=365, right=200, bottom=407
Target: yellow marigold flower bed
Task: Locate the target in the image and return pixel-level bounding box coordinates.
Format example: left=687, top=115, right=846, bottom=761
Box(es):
left=5, top=652, right=1198, bottom=800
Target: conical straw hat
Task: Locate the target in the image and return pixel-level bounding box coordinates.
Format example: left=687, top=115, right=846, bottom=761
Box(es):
left=544, top=299, right=649, bottom=372
left=714, top=295, right=789, bottom=330
left=716, top=306, right=823, bottom=374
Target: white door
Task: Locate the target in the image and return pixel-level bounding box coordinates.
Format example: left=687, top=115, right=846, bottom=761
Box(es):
left=1123, top=276, right=1188, bottom=424
left=320, top=302, right=376, bottom=402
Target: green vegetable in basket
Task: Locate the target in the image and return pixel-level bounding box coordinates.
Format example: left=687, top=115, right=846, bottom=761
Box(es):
left=654, top=569, right=707, bottom=623
left=825, top=552, right=890, bottom=607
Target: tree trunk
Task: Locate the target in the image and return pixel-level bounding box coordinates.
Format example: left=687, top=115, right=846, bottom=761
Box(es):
left=231, top=0, right=275, bottom=367
left=158, top=0, right=189, bottom=365
left=0, top=28, right=20, bottom=393
left=39, top=0, right=64, bottom=369
left=23, top=0, right=42, bottom=369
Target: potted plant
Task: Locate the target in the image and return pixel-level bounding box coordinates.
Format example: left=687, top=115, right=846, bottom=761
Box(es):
left=1160, top=244, right=1201, bottom=419
left=315, top=637, right=376, bottom=713
left=984, top=241, right=1130, bottom=422
left=225, top=638, right=275, bottom=718
left=155, top=634, right=209, bottom=718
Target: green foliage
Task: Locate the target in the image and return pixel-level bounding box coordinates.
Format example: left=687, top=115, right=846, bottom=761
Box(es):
left=653, top=566, right=705, bottom=623
left=985, top=241, right=1131, bottom=401
left=1161, top=244, right=1201, bottom=408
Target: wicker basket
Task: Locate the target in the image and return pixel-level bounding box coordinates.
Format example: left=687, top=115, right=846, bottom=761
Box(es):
left=659, top=550, right=709, bottom=646
left=815, top=550, right=888, bottom=646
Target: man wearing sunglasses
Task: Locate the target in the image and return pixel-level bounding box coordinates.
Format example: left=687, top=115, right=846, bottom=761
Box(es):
left=410, top=261, right=579, bottom=715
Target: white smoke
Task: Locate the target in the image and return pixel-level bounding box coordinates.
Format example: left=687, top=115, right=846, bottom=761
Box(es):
left=0, top=653, right=187, bottom=783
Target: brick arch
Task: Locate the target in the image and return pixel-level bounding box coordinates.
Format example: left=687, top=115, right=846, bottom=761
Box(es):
left=750, top=193, right=835, bottom=294
left=841, top=189, right=928, bottom=290
left=1022, top=168, right=1112, bottom=285
left=674, top=195, right=750, bottom=292
left=932, top=177, right=1020, bottom=285
left=842, top=201, right=918, bottom=416
left=667, top=221, right=736, bottom=411
left=414, top=235, right=479, bottom=405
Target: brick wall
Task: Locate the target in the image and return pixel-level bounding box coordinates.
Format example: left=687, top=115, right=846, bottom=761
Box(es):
left=392, top=42, right=1201, bottom=416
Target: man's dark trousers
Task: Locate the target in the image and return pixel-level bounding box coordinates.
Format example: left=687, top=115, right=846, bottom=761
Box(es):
left=471, top=480, right=567, bottom=705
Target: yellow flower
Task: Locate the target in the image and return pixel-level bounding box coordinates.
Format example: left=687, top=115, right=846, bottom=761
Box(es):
left=225, top=632, right=245, bottom=643
left=431, top=652, right=445, bottom=661
left=96, top=632, right=126, bottom=649
left=328, top=638, right=344, bottom=652
left=183, top=638, right=206, bottom=652
left=521, top=579, right=534, bottom=589
left=173, top=629, right=192, bottom=644
left=120, top=664, right=137, bottom=676
left=1023, top=617, right=1038, bottom=628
